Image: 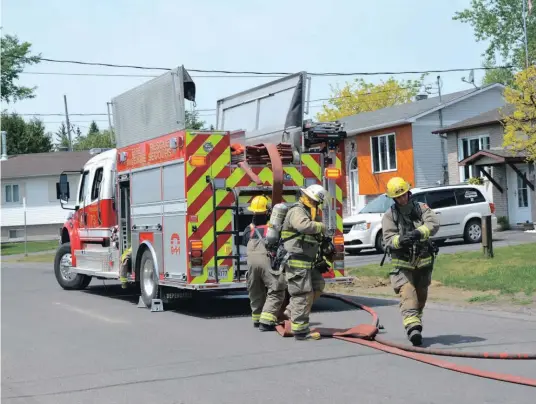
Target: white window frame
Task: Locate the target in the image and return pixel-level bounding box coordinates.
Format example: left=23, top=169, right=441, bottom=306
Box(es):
left=348, top=157, right=359, bottom=214
left=370, top=132, right=397, bottom=174
left=4, top=183, right=21, bottom=204
left=458, top=135, right=490, bottom=182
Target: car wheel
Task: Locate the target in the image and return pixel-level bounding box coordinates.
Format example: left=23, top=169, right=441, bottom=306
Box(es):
left=464, top=219, right=482, bottom=244
left=375, top=231, right=385, bottom=253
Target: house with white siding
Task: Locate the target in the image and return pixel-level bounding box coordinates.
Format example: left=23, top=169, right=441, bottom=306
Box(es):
left=336, top=83, right=506, bottom=217
left=1, top=151, right=92, bottom=242
left=432, top=104, right=535, bottom=228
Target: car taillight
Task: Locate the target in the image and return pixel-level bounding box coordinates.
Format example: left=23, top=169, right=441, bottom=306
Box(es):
left=489, top=202, right=495, bottom=214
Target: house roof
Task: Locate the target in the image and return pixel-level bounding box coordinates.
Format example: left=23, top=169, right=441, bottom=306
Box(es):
left=0, top=151, right=92, bottom=180
left=338, top=83, right=505, bottom=136
left=432, top=104, right=515, bottom=134
left=458, top=147, right=527, bottom=167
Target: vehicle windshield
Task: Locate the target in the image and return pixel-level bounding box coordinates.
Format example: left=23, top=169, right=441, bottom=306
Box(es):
left=359, top=193, right=394, bottom=214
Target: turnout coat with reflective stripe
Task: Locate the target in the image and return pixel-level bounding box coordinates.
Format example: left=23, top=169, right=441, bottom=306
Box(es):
left=382, top=202, right=440, bottom=269
left=281, top=203, right=324, bottom=268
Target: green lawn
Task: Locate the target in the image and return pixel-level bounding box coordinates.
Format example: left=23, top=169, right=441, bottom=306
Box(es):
left=348, top=243, right=536, bottom=295
left=1, top=240, right=59, bottom=256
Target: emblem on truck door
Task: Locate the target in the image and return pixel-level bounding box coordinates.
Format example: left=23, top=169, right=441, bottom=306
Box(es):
left=203, top=142, right=214, bottom=152
left=170, top=233, right=181, bottom=255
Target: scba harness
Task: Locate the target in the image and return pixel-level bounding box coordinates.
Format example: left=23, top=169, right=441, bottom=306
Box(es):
left=380, top=200, right=439, bottom=267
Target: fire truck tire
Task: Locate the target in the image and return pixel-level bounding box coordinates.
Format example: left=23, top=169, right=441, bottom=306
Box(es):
left=54, top=242, right=92, bottom=290
left=139, top=248, right=160, bottom=307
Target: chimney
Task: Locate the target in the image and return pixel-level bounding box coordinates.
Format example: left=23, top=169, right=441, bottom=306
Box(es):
left=1, top=131, right=7, bottom=161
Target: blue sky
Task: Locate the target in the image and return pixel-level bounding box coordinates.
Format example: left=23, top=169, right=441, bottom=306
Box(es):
left=2, top=0, right=490, bottom=141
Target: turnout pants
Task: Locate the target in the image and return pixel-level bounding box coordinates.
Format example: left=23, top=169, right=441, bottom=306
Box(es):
left=284, top=262, right=325, bottom=336
left=247, top=252, right=286, bottom=326
left=389, top=265, right=433, bottom=334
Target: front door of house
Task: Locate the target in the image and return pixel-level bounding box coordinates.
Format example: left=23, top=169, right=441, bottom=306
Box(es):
left=507, top=164, right=532, bottom=225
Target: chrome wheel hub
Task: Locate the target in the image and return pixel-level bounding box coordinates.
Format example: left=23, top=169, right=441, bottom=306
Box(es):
left=60, top=253, right=76, bottom=281
left=143, top=259, right=155, bottom=296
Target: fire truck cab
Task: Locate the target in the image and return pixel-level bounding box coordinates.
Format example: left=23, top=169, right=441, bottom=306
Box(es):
left=54, top=66, right=352, bottom=310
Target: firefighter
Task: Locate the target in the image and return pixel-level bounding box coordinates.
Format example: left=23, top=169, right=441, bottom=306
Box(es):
left=382, top=177, right=440, bottom=346
left=244, top=195, right=287, bottom=331
left=119, top=246, right=132, bottom=289
left=280, top=184, right=328, bottom=341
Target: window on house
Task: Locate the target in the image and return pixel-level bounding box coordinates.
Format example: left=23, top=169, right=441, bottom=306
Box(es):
left=459, top=135, right=490, bottom=181
left=371, top=133, right=396, bottom=173
left=4, top=184, right=20, bottom=203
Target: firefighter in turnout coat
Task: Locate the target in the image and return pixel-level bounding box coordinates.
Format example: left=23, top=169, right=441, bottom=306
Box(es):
left=382, top=177, right=440, bottom=346
left=244, top=196, right=287, bottom=331
left=280, top=184, right=328, bottom=341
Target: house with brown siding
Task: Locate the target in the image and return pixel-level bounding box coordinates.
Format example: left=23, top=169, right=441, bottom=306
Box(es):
left=337, top=83, right=506, bottom=217
left=433, top=104, right=536, bottom=227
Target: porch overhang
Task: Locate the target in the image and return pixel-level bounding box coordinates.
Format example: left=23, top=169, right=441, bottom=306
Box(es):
left=457, top=149, right=534, bottom=193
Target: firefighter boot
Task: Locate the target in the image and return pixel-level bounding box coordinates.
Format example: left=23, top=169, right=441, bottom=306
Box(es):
left=259, top=323, right=276, bottom=332
left=407, top=324, right=423, bottom=346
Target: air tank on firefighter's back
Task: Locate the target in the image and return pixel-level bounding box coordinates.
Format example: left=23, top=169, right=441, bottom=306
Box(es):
left=265, top=203, right=289, bottom=249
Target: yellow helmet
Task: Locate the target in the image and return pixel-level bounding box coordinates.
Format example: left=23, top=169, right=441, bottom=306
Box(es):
left=248, top=195, right=269, bottom=213
left=386, top=177, right=410, bottom=198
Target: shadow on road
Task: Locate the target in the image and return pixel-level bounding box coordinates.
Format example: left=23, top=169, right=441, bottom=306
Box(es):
left=423, top=334, right=487, bottom=347
left=81, top=284, right=397, bottom=320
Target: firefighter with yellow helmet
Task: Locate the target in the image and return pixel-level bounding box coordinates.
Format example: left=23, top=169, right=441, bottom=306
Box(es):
left=381, top=176, right=440, bottom=346
left=243, top=195, right=287, bottom=331
left=279, top=184, right=328, bottom=341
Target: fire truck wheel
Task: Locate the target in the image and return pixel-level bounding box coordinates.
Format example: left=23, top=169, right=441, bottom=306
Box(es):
left=140, top=248, right=159, bottom=307
left=54, top=242, right=92, bottom=290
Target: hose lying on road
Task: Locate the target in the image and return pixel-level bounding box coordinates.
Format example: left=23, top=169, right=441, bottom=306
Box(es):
left=275, top=293, right=536, bottom=388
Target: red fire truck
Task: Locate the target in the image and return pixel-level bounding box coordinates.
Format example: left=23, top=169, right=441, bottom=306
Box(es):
left=54, top=67, right=351, bottom=310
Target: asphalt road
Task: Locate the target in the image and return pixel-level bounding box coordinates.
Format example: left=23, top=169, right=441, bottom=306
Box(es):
left=2, top=260, right=536, bottom=404
left=345, top=230, right=536, bottom=268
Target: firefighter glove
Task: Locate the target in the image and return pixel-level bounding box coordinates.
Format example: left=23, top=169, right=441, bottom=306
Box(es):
left=315, top=261, right=330, bottom=273
left=398, top=233, right=414, bottom=247
left=409, top=229, right=421, bottom=241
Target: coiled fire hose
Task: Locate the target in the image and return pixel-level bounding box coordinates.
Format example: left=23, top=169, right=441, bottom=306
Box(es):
left=275, top=293, right=536, bottom=388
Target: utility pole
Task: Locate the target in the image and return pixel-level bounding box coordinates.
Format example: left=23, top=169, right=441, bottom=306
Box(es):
left=106, top=102, right=114, bottom=144
left=522, top=0, right=530, bottom=68
left=437, top=75, right=448, bottom=185
left=63, top=95, right=73, bottom=151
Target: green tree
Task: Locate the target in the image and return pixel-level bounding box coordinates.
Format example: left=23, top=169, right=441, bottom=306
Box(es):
left=453, top=0, right=535, bottom=86
left=185, top=110, right=206, bottom=130
left=501, top=65, right=536, bottom=162
left=1, top=34, right=41, bottom=104
left=315, top=76, right=424, bottom=121
left=0, top=112, right=54, bottom=154
left=87, top=121, right=100, bottom=135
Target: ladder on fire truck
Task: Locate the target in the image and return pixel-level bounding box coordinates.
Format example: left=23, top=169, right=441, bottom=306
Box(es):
left=208, top=142, right=288, bottom=283
left=208, top=123, right=347, bottom=284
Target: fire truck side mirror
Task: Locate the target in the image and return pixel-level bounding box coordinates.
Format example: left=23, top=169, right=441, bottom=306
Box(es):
left=57, top=173, right=70, bottom=202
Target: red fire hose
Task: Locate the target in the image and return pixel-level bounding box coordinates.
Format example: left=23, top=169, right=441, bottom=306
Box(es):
left=275, top=293, right=536, bottom=388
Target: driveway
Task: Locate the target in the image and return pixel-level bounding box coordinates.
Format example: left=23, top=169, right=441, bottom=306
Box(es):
left=2, top=261, right=536, bottom=403
left=345, top=230, right=536, bottom=268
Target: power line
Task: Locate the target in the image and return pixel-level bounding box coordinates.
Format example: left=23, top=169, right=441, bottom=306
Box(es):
left=21, top=71, right=287, bottom=79
left=2, top=53, right=515, bottom=76
left=11, top=85, right=429, bottom=118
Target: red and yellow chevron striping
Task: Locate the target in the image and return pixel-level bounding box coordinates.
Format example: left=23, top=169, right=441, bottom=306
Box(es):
left=185, top=131, right=234, bottom=285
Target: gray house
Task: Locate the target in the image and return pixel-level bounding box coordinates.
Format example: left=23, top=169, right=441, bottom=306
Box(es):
left=337, top=83, right=506, bottom=217
left=432, top=104, right=535, bottom=227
